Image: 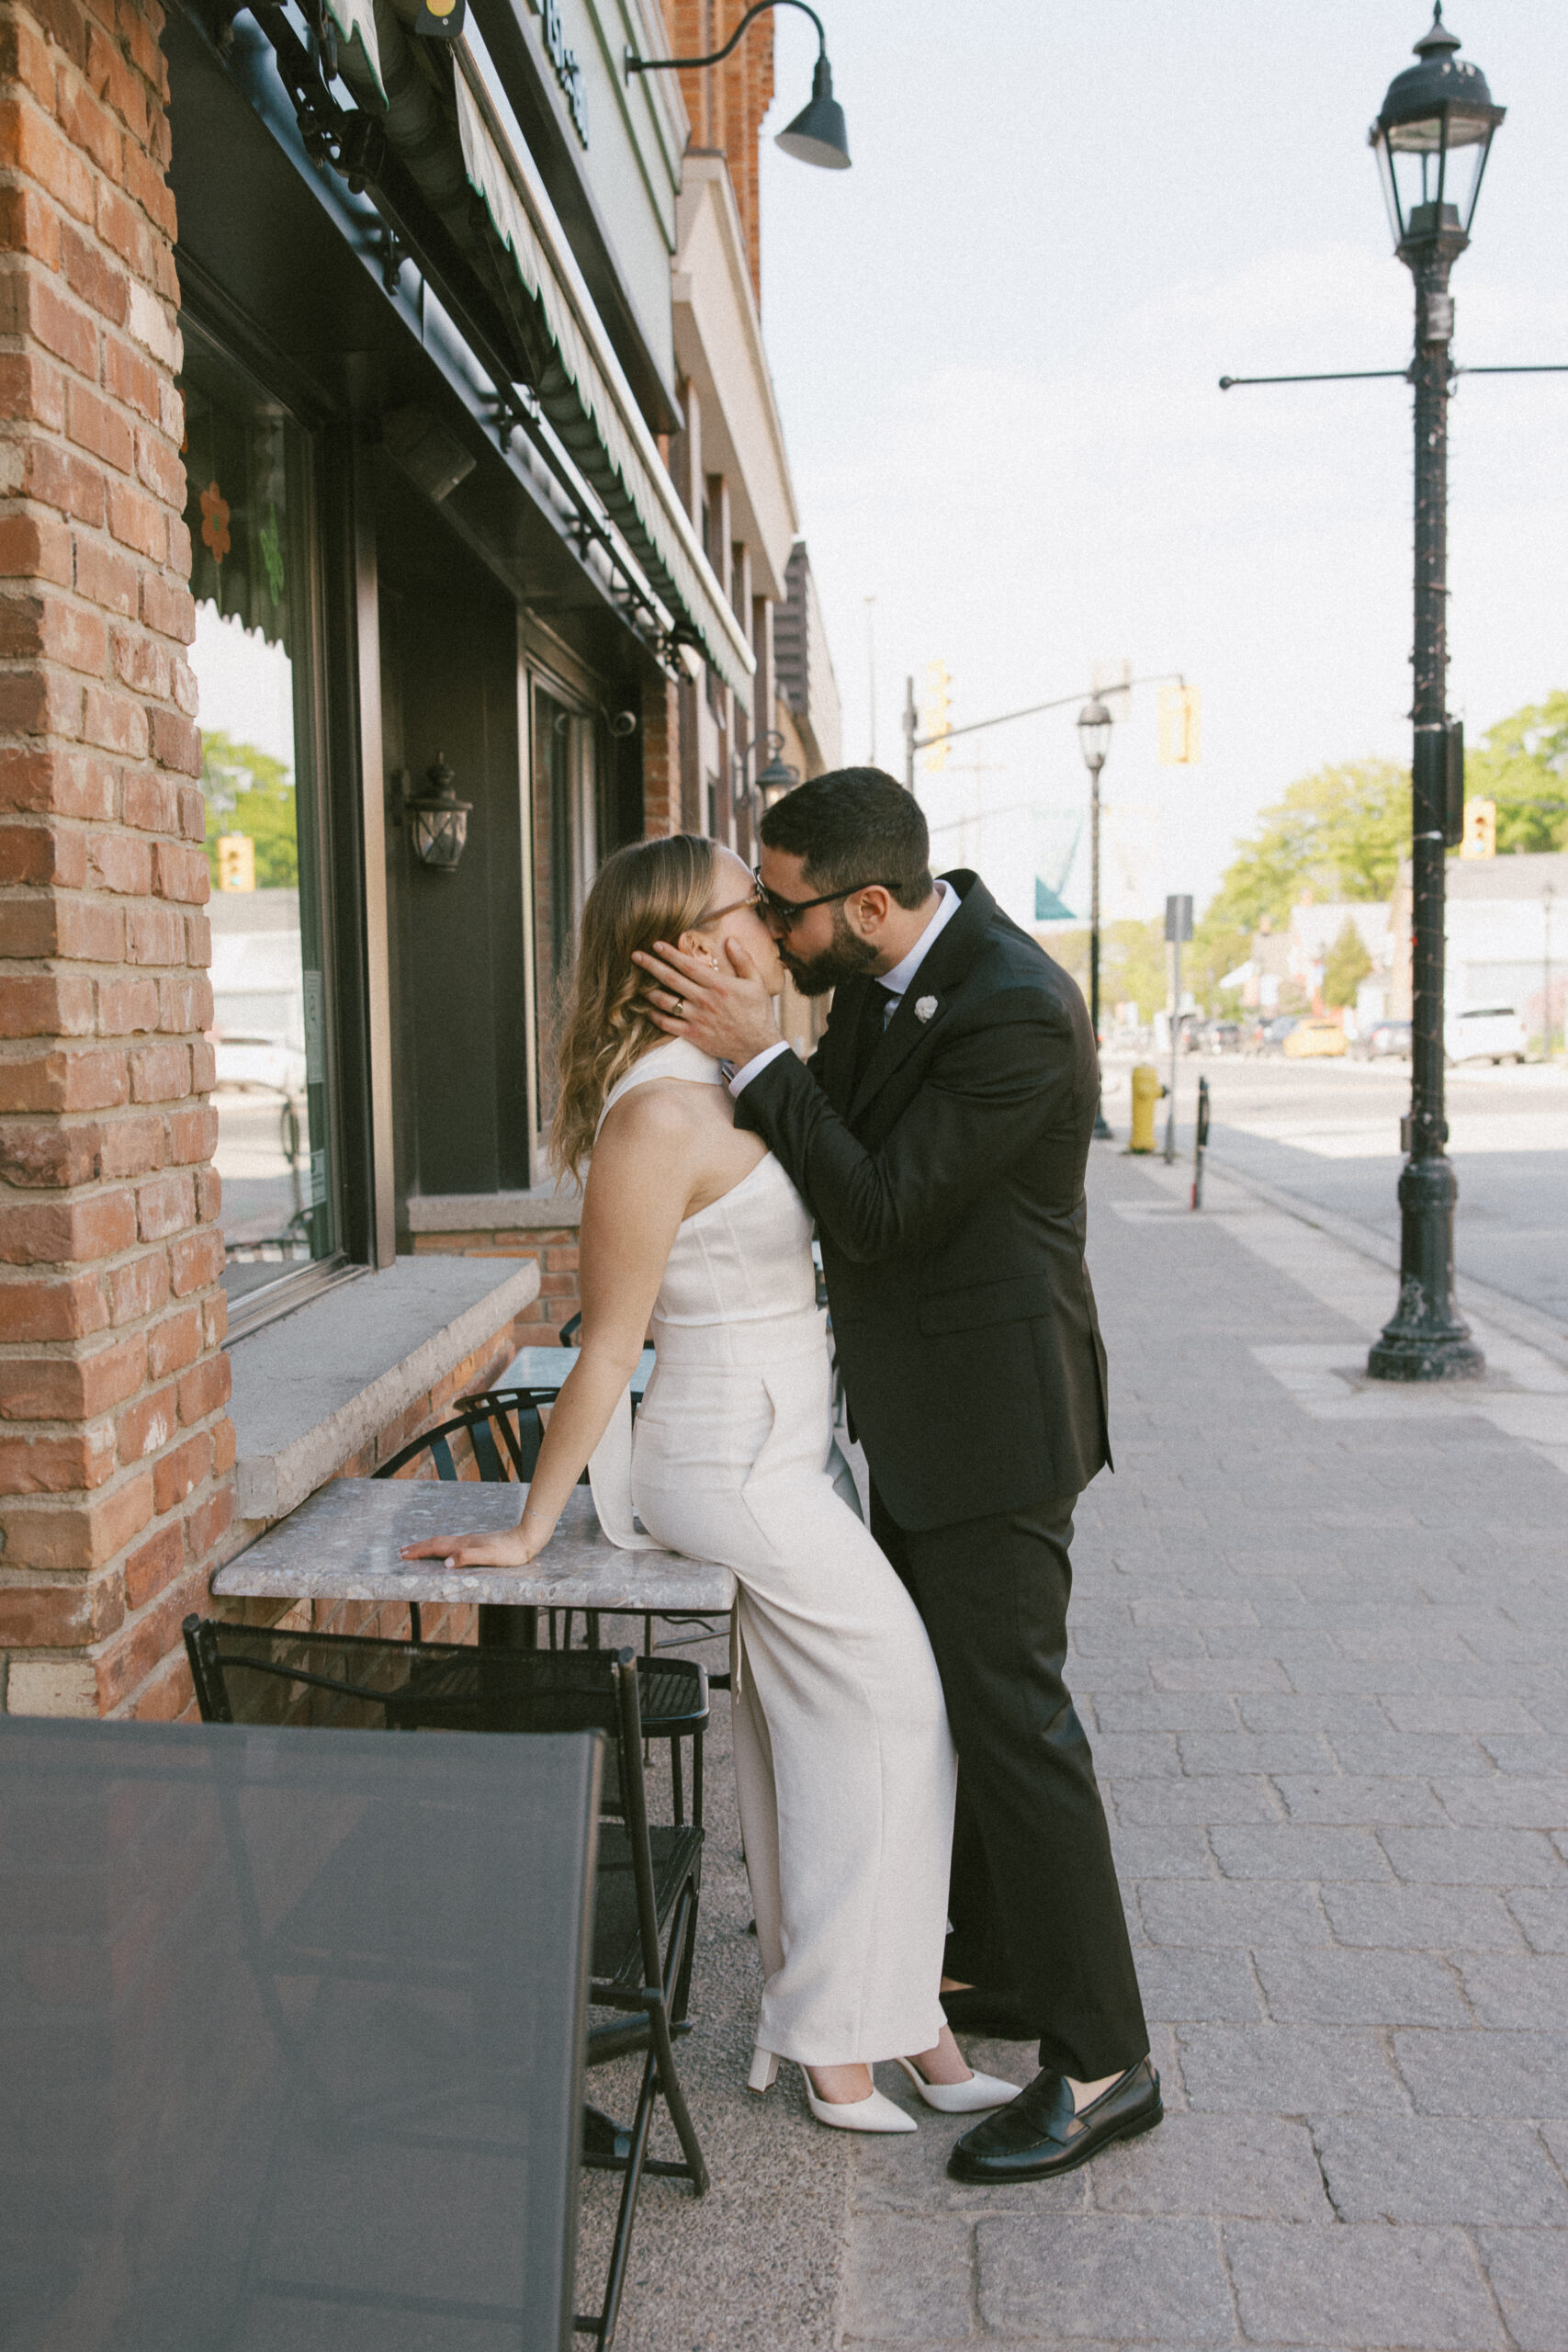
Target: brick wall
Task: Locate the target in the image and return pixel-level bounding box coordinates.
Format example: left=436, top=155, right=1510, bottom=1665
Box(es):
left=0, top=0, right=233, bottom=1722
left=409, top=1223, right=581, bottom=1336
left=662, top=0, right=773, bottom=304
left=641, top=667, right=679, bottom=838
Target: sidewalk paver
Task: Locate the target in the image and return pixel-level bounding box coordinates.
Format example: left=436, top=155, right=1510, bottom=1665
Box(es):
left=593, top=1144, right=1568, bottom=2347
left=836, top=1148, right=1568, bottom=2348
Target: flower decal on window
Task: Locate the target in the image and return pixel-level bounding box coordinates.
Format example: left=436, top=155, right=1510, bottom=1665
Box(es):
left=199, top=481, right=231, bottom=563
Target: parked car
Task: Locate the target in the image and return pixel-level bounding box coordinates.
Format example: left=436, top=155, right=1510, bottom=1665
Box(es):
left=1254, top=1015, right=1301, bottom=1056
left=1444, top=1005, right=1529, bottom=1064
left=1194, top=1020, right=1244, bottom=1055
left=213, top=1034, right=309, bottom=1094
left=1283, top=1016, right=1348, bottom=1059
left=1352, top=1019, right=1412, bottom=1062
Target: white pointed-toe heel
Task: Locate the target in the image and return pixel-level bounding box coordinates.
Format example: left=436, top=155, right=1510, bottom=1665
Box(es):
left=748, top=2048, right=779, bottom=2094
left=893, top=2055, right=1021, bottom=2114
left=800, top=2068, right=917, bottom=2134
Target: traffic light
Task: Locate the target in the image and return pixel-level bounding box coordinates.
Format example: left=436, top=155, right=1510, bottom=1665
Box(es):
left=1460, top=797, right=1496, bottom=859
left=217, top=832, right=255, bottom=891
left=922, top=661, right=952, bottom=771
left=1158, top=684, right=1201, bottom=765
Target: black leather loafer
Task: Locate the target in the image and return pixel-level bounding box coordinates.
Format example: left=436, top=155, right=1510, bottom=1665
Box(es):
left=946, top=2056, right=1162, bottom=2183
left=940, top=1986, right=1036, bottom=2040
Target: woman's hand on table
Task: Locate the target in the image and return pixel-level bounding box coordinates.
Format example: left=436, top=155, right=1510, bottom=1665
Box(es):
left=399, top=1515, right=555, bottom=1571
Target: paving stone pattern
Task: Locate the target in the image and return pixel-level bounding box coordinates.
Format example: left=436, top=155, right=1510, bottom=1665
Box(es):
left=839, top=1150, right=1568, bottom=2349
left=588, top=1149, right=1567, bottom=2349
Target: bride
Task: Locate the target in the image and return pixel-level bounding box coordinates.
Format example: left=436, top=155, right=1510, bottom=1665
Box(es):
left=401, top=835, right=1017, bottom=2132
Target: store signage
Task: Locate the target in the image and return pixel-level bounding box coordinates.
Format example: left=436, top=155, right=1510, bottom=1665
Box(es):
left=526, top=0, right=589, bottom=147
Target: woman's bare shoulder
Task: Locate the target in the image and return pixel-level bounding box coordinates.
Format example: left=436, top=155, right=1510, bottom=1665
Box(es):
left=594, top=1078, right=729, bottom=1158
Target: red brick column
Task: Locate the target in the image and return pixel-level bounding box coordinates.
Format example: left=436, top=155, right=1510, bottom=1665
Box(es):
left=642, top=669, right=680, bottom=838
left=0, top=0, right=231, bottom=1720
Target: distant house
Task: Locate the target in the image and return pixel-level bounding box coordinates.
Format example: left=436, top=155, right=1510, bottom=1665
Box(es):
left=1233, top=899, right=1393, bottom=1020
left=1389, top=851, right=1567, bottom=1035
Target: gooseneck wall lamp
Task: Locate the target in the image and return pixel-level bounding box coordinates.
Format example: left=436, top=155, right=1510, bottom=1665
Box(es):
left=1076, top=697, right=1115, bottom=1143
left=626, top=1, right=851, bottom=172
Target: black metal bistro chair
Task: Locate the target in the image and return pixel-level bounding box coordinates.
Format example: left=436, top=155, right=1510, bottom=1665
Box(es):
left=183, top=1619, right=708, bottom=2348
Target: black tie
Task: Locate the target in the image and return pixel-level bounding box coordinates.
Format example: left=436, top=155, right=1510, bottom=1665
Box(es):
left=850, top=981, right=891, bottom=1095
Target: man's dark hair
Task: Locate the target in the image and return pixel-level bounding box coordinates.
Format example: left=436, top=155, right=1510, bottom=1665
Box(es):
left=759, top=768, right=933, bottom=910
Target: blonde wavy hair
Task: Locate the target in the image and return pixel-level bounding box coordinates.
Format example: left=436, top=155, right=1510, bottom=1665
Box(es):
left=549, top=832, right=718, bottom=1179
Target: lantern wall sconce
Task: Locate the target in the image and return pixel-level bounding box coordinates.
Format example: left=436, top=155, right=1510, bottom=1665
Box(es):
left=731, top=731, right=799, bottom=824
left=402, top=752, right=472, bottom=872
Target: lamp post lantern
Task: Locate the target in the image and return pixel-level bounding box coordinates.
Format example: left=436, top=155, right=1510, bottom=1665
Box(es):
left=1367, top=4, right=1503, bottom=1383
left=1077, top=696, right=1115, bottom=1141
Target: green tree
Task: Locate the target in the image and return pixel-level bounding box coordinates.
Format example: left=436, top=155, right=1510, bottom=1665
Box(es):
left=200, top=729, right=298, bottom=889
left=1203, top=757, right=1411, bottom=938
left=1463, top=693, right=1568, bottom=854
left=1190, top=914, right=1254, bottom=1013
left=1323, top=916, right=1373, bottom=1009
left=1039, top=919, right=1168, bottom=1022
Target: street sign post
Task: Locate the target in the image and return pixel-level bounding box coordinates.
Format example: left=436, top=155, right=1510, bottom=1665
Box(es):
left=1165, top=893, right=1193, bottom=1164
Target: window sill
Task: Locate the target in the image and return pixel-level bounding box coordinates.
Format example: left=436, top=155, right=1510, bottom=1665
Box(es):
left=403, top=1181, right=583, bottom=1233
left=228, top=1255, right=542, bottom=1522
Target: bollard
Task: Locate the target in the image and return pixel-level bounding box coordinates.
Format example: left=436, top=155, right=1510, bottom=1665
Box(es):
left=1129, top=1063, right=1165, bottom=1154
left=1191, top=1074, right=1211, bottom=1208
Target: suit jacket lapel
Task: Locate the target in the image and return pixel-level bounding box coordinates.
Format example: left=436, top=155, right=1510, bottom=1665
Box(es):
left=847, top=871, right=995, bottom=1124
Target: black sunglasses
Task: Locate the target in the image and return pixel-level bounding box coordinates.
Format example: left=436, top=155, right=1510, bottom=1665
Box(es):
left=751, top=866, right=899, bottom=931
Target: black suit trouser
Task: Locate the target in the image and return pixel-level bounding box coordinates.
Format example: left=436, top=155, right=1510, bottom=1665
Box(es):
left=870, top=1485, right=1148, bottom=2082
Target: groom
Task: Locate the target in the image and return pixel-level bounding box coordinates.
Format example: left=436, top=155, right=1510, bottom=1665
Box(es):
left=637, top=768, right=1159, bottom=2183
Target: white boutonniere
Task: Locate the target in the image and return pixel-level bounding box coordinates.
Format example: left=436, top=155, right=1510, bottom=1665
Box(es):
left=915, top=995, right=938, bottom=1023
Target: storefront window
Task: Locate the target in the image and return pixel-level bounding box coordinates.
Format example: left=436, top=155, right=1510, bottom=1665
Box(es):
left=182, top=330, right=336, bottom=1322
left=532, top=687, right=603, bottom=1138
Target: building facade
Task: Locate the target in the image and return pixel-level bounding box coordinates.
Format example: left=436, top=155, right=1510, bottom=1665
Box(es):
left=0, top=0, right=840, bottom=1716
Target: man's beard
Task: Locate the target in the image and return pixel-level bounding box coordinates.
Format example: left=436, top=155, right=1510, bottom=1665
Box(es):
left=778, top=904, right=880, bottom=998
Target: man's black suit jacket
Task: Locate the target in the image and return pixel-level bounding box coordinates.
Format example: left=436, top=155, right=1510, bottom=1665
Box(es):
left=733, top=870, right=1111, bottom=1532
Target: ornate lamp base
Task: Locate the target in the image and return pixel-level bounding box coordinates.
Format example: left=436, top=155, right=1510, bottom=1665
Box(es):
left=1366, top=1153, right=1485, bottom=1384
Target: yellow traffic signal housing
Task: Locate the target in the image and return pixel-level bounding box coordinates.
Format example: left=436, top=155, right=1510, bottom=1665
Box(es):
left=217, top=832, right=256, bottom=891
left=1459, top=797, right=1496, bottom=859
left=1158, top=684, right=1201, bottom=765
left=922, top=660, right=952, bottom=771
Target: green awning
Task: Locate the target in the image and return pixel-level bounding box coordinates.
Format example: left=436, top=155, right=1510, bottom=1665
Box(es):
left=454, top=67, right=754, bottom=711
left=326, top=0, right=385, bottom=105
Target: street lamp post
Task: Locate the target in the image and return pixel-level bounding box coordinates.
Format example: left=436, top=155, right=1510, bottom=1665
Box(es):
left=1366, top=6, right=1502, bottom=1384
left=1077, top=696, right=1115, bottom=1142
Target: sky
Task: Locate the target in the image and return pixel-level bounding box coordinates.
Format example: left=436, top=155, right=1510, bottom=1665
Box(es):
left=756, top=0, right=1568, bottom=933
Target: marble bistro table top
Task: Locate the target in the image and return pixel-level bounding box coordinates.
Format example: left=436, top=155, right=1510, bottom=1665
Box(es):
left=212, top=1479, right=736, bottom=1615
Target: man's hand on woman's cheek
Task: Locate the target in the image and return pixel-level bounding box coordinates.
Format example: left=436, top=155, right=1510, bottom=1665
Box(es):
left=633, top=940, right=781, bottom=1065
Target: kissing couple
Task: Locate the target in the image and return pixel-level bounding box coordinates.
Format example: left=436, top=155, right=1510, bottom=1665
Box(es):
left=405, top=769, right=1158, bottom=2182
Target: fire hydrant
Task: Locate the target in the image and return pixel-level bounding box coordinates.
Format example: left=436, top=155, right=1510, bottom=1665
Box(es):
left=1129, top=1063, right=1166, bottom=1155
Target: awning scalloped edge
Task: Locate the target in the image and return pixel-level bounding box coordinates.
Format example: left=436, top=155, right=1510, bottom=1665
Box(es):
left=454, top=72, right=754, bottom=711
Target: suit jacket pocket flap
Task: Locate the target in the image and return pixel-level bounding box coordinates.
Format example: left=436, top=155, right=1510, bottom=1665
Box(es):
left=918, top=1273, right=1052, bottom=1335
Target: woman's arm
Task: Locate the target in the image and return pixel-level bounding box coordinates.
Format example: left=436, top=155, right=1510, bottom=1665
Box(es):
left=400, top=1090, right=696, bottom=1568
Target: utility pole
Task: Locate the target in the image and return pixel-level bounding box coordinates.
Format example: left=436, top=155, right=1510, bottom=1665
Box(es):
left=1545, top=880, right=1557, bottom=1058
left=864, top=596, right=877, bottom=765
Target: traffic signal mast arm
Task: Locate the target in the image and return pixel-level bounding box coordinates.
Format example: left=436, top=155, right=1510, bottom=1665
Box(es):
left=1220, top=362, right=1568, bottom=390
left=903, top=671, right=1190, bottom=787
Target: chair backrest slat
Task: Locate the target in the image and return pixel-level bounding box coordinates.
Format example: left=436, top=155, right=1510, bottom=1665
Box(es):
left=373, top=1392, right=551, bottom=1486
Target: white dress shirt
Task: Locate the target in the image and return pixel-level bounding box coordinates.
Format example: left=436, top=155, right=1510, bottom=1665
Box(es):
left=729, top=878, right=960, bottom=1098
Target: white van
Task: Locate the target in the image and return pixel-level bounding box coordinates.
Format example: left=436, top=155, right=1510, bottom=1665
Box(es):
left=1444, top=1005, right=1529, bottom=1065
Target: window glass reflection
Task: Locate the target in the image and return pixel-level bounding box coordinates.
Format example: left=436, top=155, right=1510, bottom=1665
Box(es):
left=182, top=337, right=333, bottom=1314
